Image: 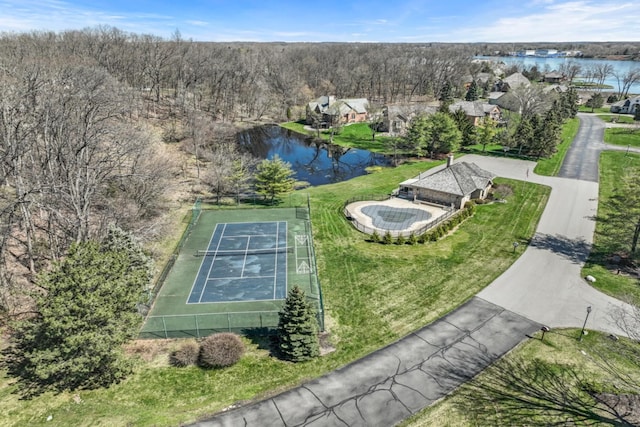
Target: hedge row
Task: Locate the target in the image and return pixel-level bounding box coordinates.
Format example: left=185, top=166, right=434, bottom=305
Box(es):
left=369, top=201, right=476, bottom=245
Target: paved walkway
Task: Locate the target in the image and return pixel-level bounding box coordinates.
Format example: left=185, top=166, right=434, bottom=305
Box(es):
left=189, top=113, right=635, bottom=426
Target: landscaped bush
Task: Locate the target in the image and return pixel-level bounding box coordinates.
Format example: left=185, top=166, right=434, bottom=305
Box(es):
left=198, top=333, right=245, bottom=369
left=370, top=230, right=380, bottom=243
left=169, top=341, right=200, bottom=367
left=408, top=232, right=418, bottom=245
left=396, top=235, right=406, bottom=245
left=418, top=233, right=428, bottom=244
left=382, top=231, right=393, bottom=245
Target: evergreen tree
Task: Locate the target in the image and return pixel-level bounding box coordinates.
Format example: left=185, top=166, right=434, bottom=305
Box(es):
left=515, top=116, right=535, bottom=155
left=450, top=108, right=476, bottom=146
left=2, top=238, right=153, bottom=397
left=254, top=155, right=296, bottom=204
left=465, top=80, right=481, bottom=101
left=476, top=116, right=498, bottom=153
left=277, top=286, right=319, bottom=362
left=425, top=112, right=462, bottom=156
left=405, top=114, right=430, bottom=156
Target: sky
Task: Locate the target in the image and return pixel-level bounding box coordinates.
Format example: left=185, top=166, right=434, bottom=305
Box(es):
left=1, top=0, right=639, bottom=43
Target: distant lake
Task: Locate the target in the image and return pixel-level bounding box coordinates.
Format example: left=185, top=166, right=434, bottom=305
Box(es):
left=238, top=125, right=391, bottom=186
left=475, top=56, right=640, bottom=94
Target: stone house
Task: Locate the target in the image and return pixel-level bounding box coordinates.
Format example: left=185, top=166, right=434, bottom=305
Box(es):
left=397, top=157, right=496, bottom=209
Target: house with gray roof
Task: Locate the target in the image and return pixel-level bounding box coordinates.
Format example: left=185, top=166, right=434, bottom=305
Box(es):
left=305, top=96, right=369, bottom=127
left=494, top=72, right=531, bottom=92
left=448, top=101, right=501, bottom=126
left=397, top=157, right=496, bottom=209
left=380, top=103, right=437, bottom=135
left=610, top=96, right=640, bottom=114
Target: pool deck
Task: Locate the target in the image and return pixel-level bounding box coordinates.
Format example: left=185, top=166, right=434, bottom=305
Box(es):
left=345, top=197, right=449, bottom=235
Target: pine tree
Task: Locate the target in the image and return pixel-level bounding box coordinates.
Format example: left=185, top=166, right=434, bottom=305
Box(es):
left=465, top=80, right=481, bottom=101
left=254, top=155, right=296, bottom=204
left=277, top=286, right=319, bottom=362
left=2, top=237, right=153, bottom=397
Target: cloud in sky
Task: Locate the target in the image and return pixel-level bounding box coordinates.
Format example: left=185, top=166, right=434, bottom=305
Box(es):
left=0, top=0, right=638, bottom=42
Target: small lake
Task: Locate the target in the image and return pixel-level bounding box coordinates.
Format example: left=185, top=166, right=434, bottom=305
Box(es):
left=238, top=125, right=391, bottom=186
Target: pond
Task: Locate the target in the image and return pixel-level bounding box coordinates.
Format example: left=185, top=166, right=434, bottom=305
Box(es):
left=237, top=125, right=391, bottom=186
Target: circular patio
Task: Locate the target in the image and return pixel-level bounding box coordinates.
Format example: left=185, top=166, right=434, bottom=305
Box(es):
left=344, top=197, right=450, bottom=237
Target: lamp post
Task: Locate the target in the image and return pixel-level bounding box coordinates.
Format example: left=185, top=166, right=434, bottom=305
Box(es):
left=512, top=242, right=519, bottom=253
left=579, top=306, right=592, bottom=342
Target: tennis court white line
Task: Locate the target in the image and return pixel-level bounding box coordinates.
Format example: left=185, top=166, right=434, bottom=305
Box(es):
left=239, top=236, right=251, bottom=279
left=197, top=223, right=227, bottom=303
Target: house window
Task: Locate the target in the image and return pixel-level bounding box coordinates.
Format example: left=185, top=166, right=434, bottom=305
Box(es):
left=351, top=113, right=356, bottom=120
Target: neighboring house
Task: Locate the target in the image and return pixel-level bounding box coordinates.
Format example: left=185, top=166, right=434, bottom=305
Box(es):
left=462, top=72, right=494, bottom=89
left=397, top=157, right=496, bottom=209
left=380, top=104, right=437, bottom=135
left=494, top=72, right=531, bottom=92
left=448, top=101, right=501, bottom=126
left=305, top=96, right=369, bottom=127
left=543, top=72, right=565, bottom=84
left=610, top=96, right=640, bottom=114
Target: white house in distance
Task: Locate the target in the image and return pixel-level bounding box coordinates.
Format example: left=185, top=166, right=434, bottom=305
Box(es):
left=610, top=96, right=640, bottom=114
left=397, top=156, right=496, bottom=209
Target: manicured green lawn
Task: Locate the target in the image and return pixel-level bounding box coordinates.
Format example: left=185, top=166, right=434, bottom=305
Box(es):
left=281, top=121, right=393, bottom=153
left=604, top=127, right=640, bottom=148
left=0, top=157, right=550, bottom=427
left=598, top=114, right=636, bottom=124
left=582, top=151, right=640, bottom=304
left=401, top=329, right=640, bottom=426
left=578, top=106, right=611, bottom=114
left=534, top=117, right=580, bottom=176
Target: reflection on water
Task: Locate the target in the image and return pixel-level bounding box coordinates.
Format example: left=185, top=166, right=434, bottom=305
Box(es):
left=237, top=125, right=391, bottom=186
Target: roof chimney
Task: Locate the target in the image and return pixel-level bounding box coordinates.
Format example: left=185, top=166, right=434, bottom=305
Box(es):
left=446, top=154, right=454, bottom=168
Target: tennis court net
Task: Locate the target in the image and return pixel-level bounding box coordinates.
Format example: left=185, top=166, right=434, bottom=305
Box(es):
left=196, top=246, right=293, bottom=257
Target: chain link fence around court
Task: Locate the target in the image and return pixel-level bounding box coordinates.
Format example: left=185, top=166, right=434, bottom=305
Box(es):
left=343, top=195, right=456, bottom=238
left=139, top=197, right=324, bottom=338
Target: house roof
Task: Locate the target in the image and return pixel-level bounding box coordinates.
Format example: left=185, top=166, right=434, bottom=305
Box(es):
left=449, top=101, right=494, bottom=117
left=403, top=162, right=496, bottom=196
left=503, top=72, right=531, bottom=88
left=385, top=104, right=437, bottom=121
left=325, top=98, right=369, bottom=116
left=544, top=72, right=564, bottom=79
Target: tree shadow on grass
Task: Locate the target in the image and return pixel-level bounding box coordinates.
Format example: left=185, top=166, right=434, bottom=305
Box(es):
left=446, top=350, right=637, bottom=426
left=529, top=233, right=592, bottom=264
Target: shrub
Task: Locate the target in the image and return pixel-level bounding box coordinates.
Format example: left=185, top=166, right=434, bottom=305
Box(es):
left=370, top=230, right=380, bottom=243
left=418, top=233, right=428, bottom=244
left=169, top=341, right=200, bottom=367
left=396, top=235, right=406, bottom=245
left=408, top=232, right=418, bottom=245
left=607, top=94, right=619, bottom=103
left=198, top=333, right=245, bottom=369
left=382, top=231, right=393, bottom=245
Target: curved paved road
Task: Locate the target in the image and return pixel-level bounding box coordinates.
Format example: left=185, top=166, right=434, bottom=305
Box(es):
left=189, top=113, right=635, bottom=427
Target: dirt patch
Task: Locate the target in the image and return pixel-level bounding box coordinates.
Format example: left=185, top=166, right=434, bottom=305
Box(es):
left=595, top=393, right=640, bottom=425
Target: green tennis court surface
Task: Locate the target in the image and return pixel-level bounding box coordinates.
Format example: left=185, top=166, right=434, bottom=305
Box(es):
left=187, top=221, right=288, bottom=303
left=140, top=206, right=322, bottom=338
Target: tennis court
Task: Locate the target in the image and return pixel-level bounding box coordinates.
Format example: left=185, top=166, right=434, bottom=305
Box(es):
left=188, top=221, right=288, bottom=303
left=140, top=206, right=323, bottom=338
